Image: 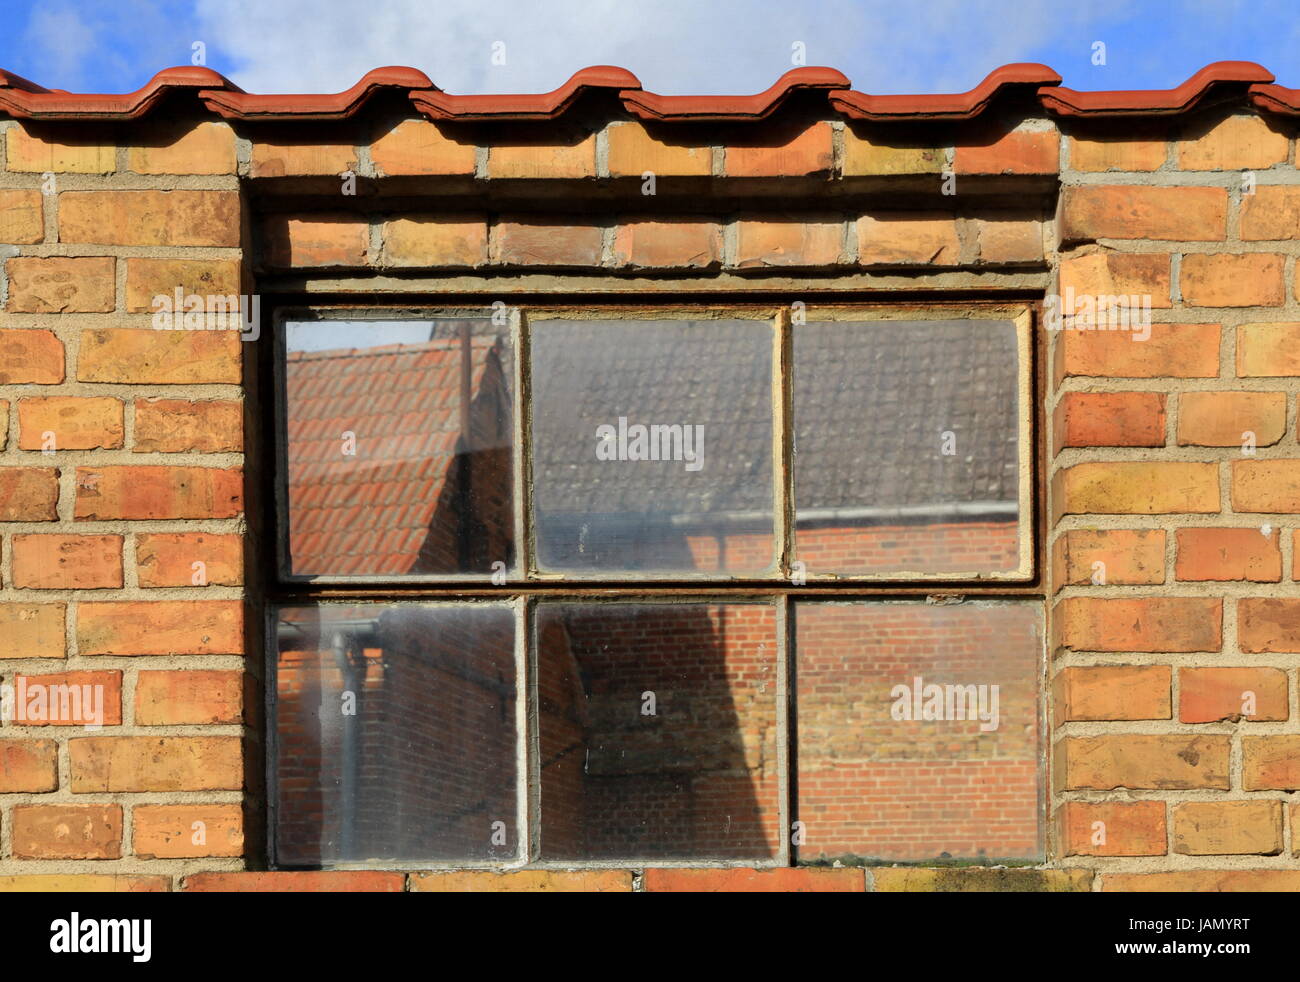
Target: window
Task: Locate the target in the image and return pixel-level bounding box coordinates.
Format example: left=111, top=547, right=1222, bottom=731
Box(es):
left=269, top=303, right=1042, bottom=868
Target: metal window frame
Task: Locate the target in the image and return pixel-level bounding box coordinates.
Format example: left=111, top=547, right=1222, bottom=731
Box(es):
left=262, top=293, right=1047, bottom=872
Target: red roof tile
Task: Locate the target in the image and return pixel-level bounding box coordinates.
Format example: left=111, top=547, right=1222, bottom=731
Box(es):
left=0, top=62, right=1287, bottom=124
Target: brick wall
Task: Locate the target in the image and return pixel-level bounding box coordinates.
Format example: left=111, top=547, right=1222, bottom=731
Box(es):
left=1, top=92, right=1299, bottom=891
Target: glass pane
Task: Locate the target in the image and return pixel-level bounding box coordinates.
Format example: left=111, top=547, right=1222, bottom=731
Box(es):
left=530, top=319, right=775, bottom=574
left=273, top=603, right=517, bottom=865
left=793, top=320, right=1022, bottom=576
left=283, top=318, right=514, bottom=577
left=536, top=602, right=780, bottom=860
left=795, top=600, right=1042, bottom=864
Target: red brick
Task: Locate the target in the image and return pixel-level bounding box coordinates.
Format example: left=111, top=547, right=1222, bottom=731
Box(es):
left=1238, top=598, right=1300, bottom=653
left=370, top=119, right=477, bottom=177
left=133, top=804, right=245, bottom=859
left=77, top=601, right=244, bottom=656
left=1172, top=800, right=1283, bottom=856
left=11, top=805, right=122, bottom=859
left=955, top=128, right=1058, bottom=175
left=135, top=670, right=246, bottom=725
left=1179, top=666, right=1287, bottom=723
left=1054, top=323, right=1219, bottom=380
left=724, top=122, right=834, bottom=178
left=0, top=330, right=63, bottom=384
left=1053, top=391, right=1166, bottom=451
left=1232, top=460, right=1300, bottom=512
left=10, top=671, right=122, bottom=726
left=183, top=872, right=402, bottom=892
left=1053, top=665, right=1171, bottom=722
left=1237, top=323, right=1300, bottom=376
left=642, top=868, right=863, bottom=892
left=1058, top=251, right=1172, bottom=308
left=124, top=258, right=242, bottom=313
left=1177, top=391, right=1286, bottom=447
left=1241, top=187, right=1300, bottom=241
left=5, top=257, right=114, bottom=313
left=250, top=141, right=356, bottom=177
left=1103, top=870, right=1300, bottom=892
left=1181, top=253, right=1285, bottom=307
left=487, top=137, right=596, bottom=179
left=1177, top=115, right=1289, bottom=171
left=1055, top=734, right=1230, bottom=790
left=1054, top=597, right=1221, bottom=653
left=1051, top=529, right=1165, bottom=590
left=0, top=739, right=59, bottom=791
left=1175, top=528, right=1281, bottom=582
left=1055, top=801, right=1167, bottom=857
left=0, top=875, right=167, bottom=892
left=12, top=534, right=123, bottom=589
left=857, top=213, right=960, bottom=265
left=18, top=397, right=123, bottom=450
left=77, top=329, right=241, bottom=384
left=734, top=218, right=843, bottom=268
left=263, top=216, right=369, bottom=268
left=611, top=220, right=721, bottom=270
left=0, top=468, right=59, bottom=521
left=133, top=399, right=242, bottom=453
left=411, top=871, right=632, bottom=892
left=69, top=736, right=242, bottom=792
left=494, top=219, right=602, bottom=266
left=1058, top=186, right=1227, bottom=242
left=0, top=604, right=65, bottom=659
left=74, top=466, right=242, bottom=520
left=128, top=121, right=237, bottom=175
left=382, top=216, right=488, bottom=268
left=59, top=191, right=240, bottom=247
left=1243, top=735, right=1300, bottom=790
left=135, top=532, right=242, bottom=587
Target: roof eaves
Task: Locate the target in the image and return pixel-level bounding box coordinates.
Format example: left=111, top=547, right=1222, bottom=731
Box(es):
left=1037, top=60, right=1274, bottom=117
left=0, top=65, right=236, bottom=120
left=410, top=65, right=640, bottom=121
left=199, top=66, right=436, bottom=121
left=828, top=63, right=1061, bottom=122
left=618, top=66, right=850, bottom=122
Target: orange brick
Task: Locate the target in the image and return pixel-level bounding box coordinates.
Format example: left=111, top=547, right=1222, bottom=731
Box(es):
left=135, top=532, right=242, bottom=588
left=133, top=399, right=242, bottom=453
left=734, top=219, right=843, bottom=268
left=0, top=604, right=65, bottom=659
left=128, top=122, right=237, bottom=175
left=606, top=123, right=711, bottom=178
left=1232, top=460, right=1300, bottom=512
left=6, top=125, right=114, bottom=172
left=1058, top=251, right=1172, bottom=308
left=1058, top=186, right=1227, bottom=242
left=1052, top=528, right=1165, bottom=590
left=250, top=141, right=357, bottom=177
left=1055, top=800, right=1167, bottom=857
left=725, top=122, right=834, bottom=178
left=1173, top=800, right=1283, bottom=856
left=11, top=805, right=122, bottom=860
left=643, top=868, right=863, bottom=892
left=612, top=220, right=722, bottom=269
left=857, top=213, right=959, bottom=265
left=1236, top=323, right=1300, bottom=376
left=494, top=219, right=602, bottom=266
left=183, top=872, right=402, bottom=892
left=1177, top=391, right=1285, bottom=447
left=370, top=119, right=477, bottom=176
left=124, top=258, right=242, bottom=313
left=487, top=136, right=596, bottom=179
left=411, top=871, right=633, bottom=892
left=69, top=736, right=242, bottom=792
left=0, top=875, right=166, bottom=892
left=1241, top=186, right=1300, bottom=241
left=76, top=600, right=243, bottom=656
left=1238, top=598, right=1300, bottom=653
left=1180, top=666, right=1287, bottom=722
left=77, top=329, right=241, bottom=384
left=0, top=189, right=45, bottom=243
left=382, top=216, right=488, bottom=267
left=12, top=534, right=123, bottom=590
left=10, top=670, right=122, bottom=726
left=0, top=467, right=59, bottom=521
left=1055, top=734, right=1230, bottom=790
left=0, top=330, right=63, bottom=384
left=1243, top=735, right=1300, bottom=790
left=1177, top=115, right=1289, bottom=170
left=135, top=670, right=246, bottom=725
left=74, top=466, right=242, bottom=520
left=954, top=128, right=1058, bottom=175
left=1181, top=253, right=1285, bottom=307
left=1054, top=597, right=1221, bottom=652
left=1103, top=870, right=1300, bottom=892
left=871, top=869, right=1091, bottom=891
left=6, top=256, right=114, bottom=313
left=1054, top=323, right=1219, bottom=380
left=132, top=804, right=245, bottom=859
left=0, top=739, right=59, bottom=791
left=1053, top=461, right=1219, bottom=516
left=1053, top=391, right=1166, bottom=451
left=18, top=396, right=123, bottom=450
left=59, top=190, right=239, bottom=247
left=975, top=219, right=1043, bottom=263
left=1175, top=528, right=1281, bottom=582
left=1067, top=135, right=1167, bottom=172
left=1054, top=665, right=1171, bottom=722
left=263, top=216, right=369, bottom=268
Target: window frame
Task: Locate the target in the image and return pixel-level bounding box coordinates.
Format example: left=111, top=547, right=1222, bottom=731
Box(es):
left=261, top=295, right=1046, bottom=872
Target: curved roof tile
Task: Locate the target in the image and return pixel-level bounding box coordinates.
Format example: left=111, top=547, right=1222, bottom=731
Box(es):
left=411, top=65, right=640, bottom=120
left=0, top=65, right=234, bottom=120
left=1038, top=60, right=1274, bottom=117
left=829, top=63, right=1060, bottom=122
left=619, top=67, right=849, bottom=121
left=199, top=66, right=435, bottom=120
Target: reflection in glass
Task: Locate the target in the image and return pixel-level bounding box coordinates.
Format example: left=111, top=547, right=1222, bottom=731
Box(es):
left=536, top=602, right=780, bottom=860
left=274, top=603, right=517, bottom=865
left=530, top=319, right=775, bottom=574
left=284, top=319, right=514, bottom=576
left=795, top=600, right=1042, bottom=864
left=793, top=320, right=1021, bottom=576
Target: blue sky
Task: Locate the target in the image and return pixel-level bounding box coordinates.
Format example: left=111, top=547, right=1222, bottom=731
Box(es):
left=0, top=0, right=1296, bottom=96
